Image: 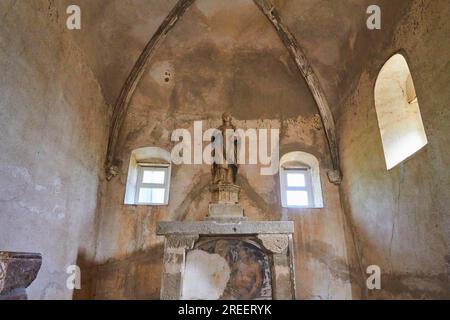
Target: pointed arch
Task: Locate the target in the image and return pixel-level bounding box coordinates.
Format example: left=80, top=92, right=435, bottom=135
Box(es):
left=105, top=0, right=195, bottom=179
left=252, top=0, right=341, bottom=183
left=105, top=0, right=341, bottom=184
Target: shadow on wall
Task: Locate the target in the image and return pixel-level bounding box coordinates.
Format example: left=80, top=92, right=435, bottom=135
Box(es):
left=72, top=245, right=164, bottom=300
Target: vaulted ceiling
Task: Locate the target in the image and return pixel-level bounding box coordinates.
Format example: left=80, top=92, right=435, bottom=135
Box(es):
left=71, top=0, right=411, bottom=117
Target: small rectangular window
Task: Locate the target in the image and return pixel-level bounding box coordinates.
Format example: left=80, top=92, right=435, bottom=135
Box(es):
left=282, top=168, right=314, bottom=208
left=287, top=172, right=306, bottom=187
left=135, top=165, right=169, bottom=205
left=286, top=190, right=309, bottom=206
left=142, top=170, right=165, bottom=184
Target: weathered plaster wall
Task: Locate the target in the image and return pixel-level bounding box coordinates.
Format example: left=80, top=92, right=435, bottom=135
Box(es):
left=182, top=249, right=231, bottom=300
left=338, top=0, right=450, bottom=299
left=93, top=101, right=352, bottom=300
left=67, top=0, right=178, bottom=107
left=275, top=0, right=412, bottom=115
left=4, top=0, right=440, bottom=300
left=60, top=0, right=412, bottom=118
left=92, top=0, right=352, bottom=300
left=0, top=1, right=109, bottom=299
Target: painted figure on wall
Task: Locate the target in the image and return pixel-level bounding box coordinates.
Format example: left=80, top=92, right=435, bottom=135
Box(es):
left=197, top=239, right=272, bottom=300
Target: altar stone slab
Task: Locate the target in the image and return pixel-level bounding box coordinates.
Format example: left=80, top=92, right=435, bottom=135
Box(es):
left=157, top=220, right=294, bottom=236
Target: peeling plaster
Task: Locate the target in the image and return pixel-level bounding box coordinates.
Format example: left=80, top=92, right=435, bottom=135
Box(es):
left=181, top=250, right=230, bottom=300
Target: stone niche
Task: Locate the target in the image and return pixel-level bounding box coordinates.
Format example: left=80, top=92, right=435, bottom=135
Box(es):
left=156, top=221, right=296, bottom=300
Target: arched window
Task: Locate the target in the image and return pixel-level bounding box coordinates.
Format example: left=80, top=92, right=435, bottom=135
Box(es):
left=124, top=147, right=172, bottom=205
left=279, top=151, right=324, bottom=209
left=374, top=53, right=428, bottom=170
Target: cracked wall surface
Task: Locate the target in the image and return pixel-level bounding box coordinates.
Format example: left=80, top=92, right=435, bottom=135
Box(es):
left=0, top=0, right=109, bottom=299
left=338, top=0, right=450, bottom=299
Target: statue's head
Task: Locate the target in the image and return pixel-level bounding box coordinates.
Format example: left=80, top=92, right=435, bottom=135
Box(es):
left=222, top=112, right=232, bottom=124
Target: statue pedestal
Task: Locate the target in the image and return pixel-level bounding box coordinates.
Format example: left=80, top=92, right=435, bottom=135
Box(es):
left=210, top=183, right=240, bottom=203
left=208, top=203, right=245, bottom=220
left=207, top=184, right=245, bottom=221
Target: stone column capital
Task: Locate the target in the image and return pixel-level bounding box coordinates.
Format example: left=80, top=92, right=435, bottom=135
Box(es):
left=165, top=234, right=199, bottom=249
left=257, top=234, right=289, bottom=254
left=0, top=252, right=42, bottom=300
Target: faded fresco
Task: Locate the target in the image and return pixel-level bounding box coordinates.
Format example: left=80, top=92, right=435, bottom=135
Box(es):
left=195, top=238, right=272, bottom=300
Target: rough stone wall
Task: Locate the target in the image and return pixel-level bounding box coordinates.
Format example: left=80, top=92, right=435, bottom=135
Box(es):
left=92, top=0, right=352, bottom=300
left=0, top=1, right=109, bottom=299
left=338, top=0, right=450, bottom=299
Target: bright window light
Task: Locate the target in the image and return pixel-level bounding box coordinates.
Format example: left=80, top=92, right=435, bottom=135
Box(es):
left=135, top=166, right=169, bottom=205
left=142, top=170, right=165, bottom=184
left=138, top=188, right=165, bottom=204
left=281, top=168, right=313, bottom=208
left=286, top=190, right=309, bottom=206
left=287, top=172, right=306, bottom=187
left=375, top=54, right=428, bottom=170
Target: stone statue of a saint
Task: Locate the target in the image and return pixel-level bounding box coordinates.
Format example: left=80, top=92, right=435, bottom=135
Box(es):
left=212, top=112, right=239, bottom=185
left=208, top=112, right=244, bottom=220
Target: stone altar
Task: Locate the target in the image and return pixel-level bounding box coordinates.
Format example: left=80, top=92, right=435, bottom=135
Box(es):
left=157, top=113, right=296, bottom=300
left=157, top=221, right=296, bottom=300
